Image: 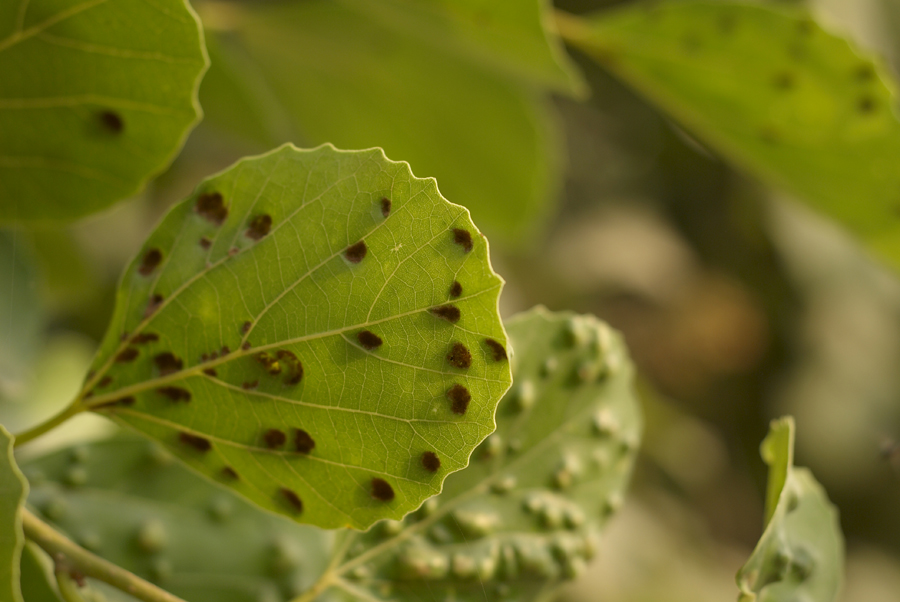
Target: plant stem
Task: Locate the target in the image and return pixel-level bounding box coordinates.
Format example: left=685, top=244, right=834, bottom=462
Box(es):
left=22, top=508, right=188, bottom=602
left=13, top=401, right=83, bottom=448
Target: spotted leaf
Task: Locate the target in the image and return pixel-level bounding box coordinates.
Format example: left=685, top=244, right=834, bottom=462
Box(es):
left=23, top=436, right=330, bottom=602
left=736, top=417, right=844, bottom=602
left=0, top=0, right=207, bottom=222
left=567, top=1, right=900, bottom=270
left=329, top=307, right=641, bottom=601
left=1, top=425, right=27, bottom=602
left=77, top=144, right=511, bottom=530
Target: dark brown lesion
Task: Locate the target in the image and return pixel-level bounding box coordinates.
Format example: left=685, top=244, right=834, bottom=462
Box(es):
left=357, top=330, right=383, bottom=350
left=484, top=338, right=508, bottom=362
left=115, top=348, right=139, bottom=363
left=370, top=478, right=395, bottom=502
left=277, top=350, right=303, bottom=385
left=449, top=281, right=462, bottom=298
left=453, top=228, right=473, bottom=253
left=380, top=197, right=392, bottom=218
left=447, top=342, right=472, bottom=369
left=245, top=214, right=273, bottom=240
left=179, top=432, right=211, bottom=452
left=345, top=240, right=367, bottom=263
left=153, top=352, right=183, bottom=376
left=421, top=451, right=441, bottom=472
left=138, top=249, right=163, bottom=276
left=157, top=387, right=191, bottom=403
left=430, top=304, right=461, bottom=323
left=131, top=333, right=159, bottom=345
left=280, top=488, right=304, bottom=513
left=97, top=110, right=124, bottom=134
left=447, top=384, right=471, bottom=415
left=263, top=428, right=286, bottom=449
left=195, top=192, right=228, bottom=226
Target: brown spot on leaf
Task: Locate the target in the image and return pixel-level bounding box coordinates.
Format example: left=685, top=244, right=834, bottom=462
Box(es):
left=157, top=387, right=191, bottom=403
left=221, top=346, right=231, bottom=356
left=277, top=350, right=303, bottom=385
left=422, top=451, right=441, bottom=472
left=380, top=197, right=391, bottom=217
left=241, top=342, right=252, bottom=351
left=97, top=376, right=113, bottom=388
left=241, top=321, right=252, bottom=335
left=98, top=110, right=124, bottom=133
left=371, top=478, right=394, bottom=502
left=256, top=352, right=282, bottom=375
left=179, top=432, right=211, bottom=452
left=115, top=348, right=139, bottom=363
left=221, top=466, right=239, bottom=480
left=280, top=488, right=303, bottom=513
left=138, top=249, right=163, bottom=276
left=263, top=429, right=286, bottom=449
left=294, top=429, right=315, bottom=454
left=229, top=247, right=239, bottom=256
left=858, top=95, right=877, bottom=114
left=484, top=338, right=507, bottom=362
left=453, top=228, right=473, bottom=253
left=196, top=192, right=228, bottom=226
left=447, top=384, right=471, bottom=415
left=242, top=380, right=259, bottom=390
left=131, top=333, right=159, bottom=345
left=203, top=368, right=217, bottom=378
left=154, top=352, right=182, bottom=376
left=357, top=330, right=383, bottom=350
left=447, top=342, right=472, bottom=368
left=199, top=237, right=212, bottom=250
left=449, top=281, right=462, bottom=298
left=430, top=304, right=461, bottom=323
left=245, top=214, right=272, bottom=240
left=345, top=240, right=367, bottom=263
left=144, top=294, right=164, bottom=318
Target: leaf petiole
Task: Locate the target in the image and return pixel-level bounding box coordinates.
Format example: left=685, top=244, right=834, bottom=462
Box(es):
left=12, top=401, right=85, bottom=448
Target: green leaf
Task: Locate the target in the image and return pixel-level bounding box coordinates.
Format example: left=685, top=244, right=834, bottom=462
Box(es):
left=337, top=0, right=586, bottom=96
left=20, top=544, right=61, bottom=602
left=327, top=307, right=641, bottom=601
left=736, top=417, right=844, bottom=602
left=0, top=0, right=208, bottom=223
left=1, top=425, right=28, bottom=602
left=23, top=436, right=331, bottom=602
left=78, top=144, right=511, bottom=530
left=569, top=2, right=900, bottom=268
left=0, top=231, right=42, bottom=401
left=199, top=0, right=560, bottom=245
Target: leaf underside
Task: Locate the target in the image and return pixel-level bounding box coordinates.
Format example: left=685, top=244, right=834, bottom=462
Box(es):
left=736, top=417, right=844, bottom=602
left=80, top=144, right=511, bottom=530
left=330, top=307, right=642, bottom=601
left=0, top=0, right=207, bottom=222
left=24, top=436, right=330, bottom=602
left=1, top=425, right=27, bottom=602
left=199, top=0, right=560, bottom=245
left=578, top=1, right=900, bottom=269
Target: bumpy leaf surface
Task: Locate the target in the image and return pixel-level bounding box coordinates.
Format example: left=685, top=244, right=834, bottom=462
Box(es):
left=199, top=0, right=560, bottom=245
left=572, top=1, right=900, bottom=269
left=0, top=0, right=207, bottom=222
left=1, top=425, right=27, bottom=602
left=338, top=0, right=585, bottom=95
left=24, top=436, right=330, bottom=602
left=736, top=417, right=843, bottom=602
left=327, top=307, right=641, bottom=601
left=78, top=144, right=511, bottom=530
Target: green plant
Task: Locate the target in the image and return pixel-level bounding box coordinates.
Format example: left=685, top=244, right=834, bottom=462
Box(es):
left=8, top=0, right=897, bottom=600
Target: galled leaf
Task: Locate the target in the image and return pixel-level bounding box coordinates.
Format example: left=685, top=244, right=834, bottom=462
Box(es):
left=568, top=1, right=900, bottom=269
left=327, top=307, right=641, bottom=601
left=77, top=144, right=511, bottom=530
left=736, top=417, right=844, bottom=602
left=1, top=425, right=27, bottom=602
left=198, top=0, right=560, bottom=245
left=339, top=0, right=586, bottom=95
left=0, top=0, right=207, bottom=222
left=23, top=436, right=330, bottom=602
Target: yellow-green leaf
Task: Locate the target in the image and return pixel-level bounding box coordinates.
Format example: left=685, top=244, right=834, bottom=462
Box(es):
left=568, top=1, right=900, bottom=269
left=0, top=0, right=207, bottom=222
left=78, top=144, right=511, bottom=530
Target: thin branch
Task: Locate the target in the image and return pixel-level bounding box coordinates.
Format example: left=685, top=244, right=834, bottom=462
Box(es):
left=22, top=508, right=187, bottom=602
left=13, top=401, right=84, bottom=447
